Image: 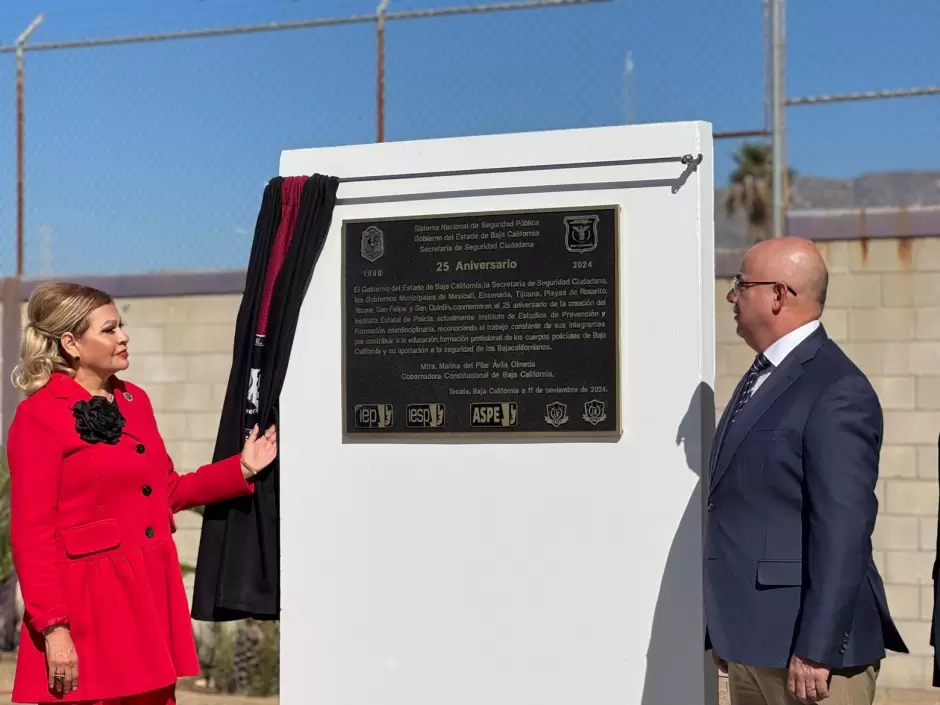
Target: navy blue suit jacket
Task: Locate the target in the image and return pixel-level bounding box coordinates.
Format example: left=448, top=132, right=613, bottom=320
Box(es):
left=704, top=325, right=908, bottom=669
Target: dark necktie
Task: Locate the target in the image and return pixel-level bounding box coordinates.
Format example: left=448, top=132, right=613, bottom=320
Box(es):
left=730, top=353, right=772, bottom=424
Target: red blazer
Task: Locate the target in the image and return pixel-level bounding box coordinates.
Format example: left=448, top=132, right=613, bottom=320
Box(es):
left=6, top=371, right=254, bottom=703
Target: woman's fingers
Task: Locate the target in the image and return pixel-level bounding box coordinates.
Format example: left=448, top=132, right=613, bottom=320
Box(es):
left=258, top=427, right=277, bottom=453
left=47, top=654, right=78, bottom=692
left=44, top=629, right=78, bottom=693
left=242, top=425, right=278, bottom=471
left=48, top=663, right=68, bottom=693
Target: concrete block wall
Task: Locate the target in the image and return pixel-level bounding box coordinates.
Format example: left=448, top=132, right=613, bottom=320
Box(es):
left=115, top=293, right=241, bottom=599
left=718, top=237, right=940, bottom=691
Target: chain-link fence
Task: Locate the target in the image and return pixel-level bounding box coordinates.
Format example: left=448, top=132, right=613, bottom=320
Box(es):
left=783, top=1, right=940, bottom=219
left=0, top=0, right=770, bottom=278
left=7, top=1, right=931, bottom=276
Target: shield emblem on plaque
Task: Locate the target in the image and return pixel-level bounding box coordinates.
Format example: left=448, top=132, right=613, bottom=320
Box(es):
left=544, top=401, right=569, bottom=428
left=361, top=225, right=385, bottom=263
left=563, top=215, right=599, bottom=254
left=582, top=399, right=608, bottom=426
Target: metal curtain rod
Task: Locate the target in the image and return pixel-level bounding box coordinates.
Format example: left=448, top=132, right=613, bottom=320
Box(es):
left=334, top=153, right=704, bottom=184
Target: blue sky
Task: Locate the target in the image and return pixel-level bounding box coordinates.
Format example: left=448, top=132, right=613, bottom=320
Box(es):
left=0, top=0, right=936, bottom=276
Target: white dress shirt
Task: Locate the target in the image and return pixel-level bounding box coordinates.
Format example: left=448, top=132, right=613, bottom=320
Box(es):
left=751, top=319, right=821, bottom=395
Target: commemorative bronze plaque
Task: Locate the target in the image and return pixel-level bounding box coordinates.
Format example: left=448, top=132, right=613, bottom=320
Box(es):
left=342, top=206, right=620, bottom=438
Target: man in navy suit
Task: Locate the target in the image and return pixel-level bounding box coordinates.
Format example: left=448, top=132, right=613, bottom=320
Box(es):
left=705, top=237, right=908, bottom=704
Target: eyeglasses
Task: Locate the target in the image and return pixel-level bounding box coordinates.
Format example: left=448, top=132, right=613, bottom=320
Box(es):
left=731, top=275, right=797, bottom=297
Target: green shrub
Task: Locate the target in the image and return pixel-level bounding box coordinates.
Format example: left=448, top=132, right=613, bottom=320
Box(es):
left=0, top=454, right=13, bottom=583
left=195, top=619, right=279, bottom=695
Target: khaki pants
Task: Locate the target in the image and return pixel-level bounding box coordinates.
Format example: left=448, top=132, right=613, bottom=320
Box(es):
left=727, top=662, right=879, bottom=705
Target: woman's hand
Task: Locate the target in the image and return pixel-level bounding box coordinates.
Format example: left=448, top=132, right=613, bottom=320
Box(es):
left=44, top=626, right=78, bottom=694
left=240, top=424, right=278, bottom=479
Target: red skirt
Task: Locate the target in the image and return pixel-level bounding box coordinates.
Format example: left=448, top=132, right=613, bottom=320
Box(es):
left=13, top=537, right=197, bottom=703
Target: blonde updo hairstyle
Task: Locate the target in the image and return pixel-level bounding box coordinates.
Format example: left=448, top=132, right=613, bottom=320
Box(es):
left=12, top=282, right=113, bottom=396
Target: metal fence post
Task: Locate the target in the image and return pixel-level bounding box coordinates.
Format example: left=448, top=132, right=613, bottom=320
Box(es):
left=770, top=0, right=786, bottom=238
left=15, top=14, right=45, bottom=278
left=376, top=0, right=390, bottom=143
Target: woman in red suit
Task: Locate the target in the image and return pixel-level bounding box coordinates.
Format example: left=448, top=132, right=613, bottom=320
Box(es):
left=6, top=282, right=277, bottom=705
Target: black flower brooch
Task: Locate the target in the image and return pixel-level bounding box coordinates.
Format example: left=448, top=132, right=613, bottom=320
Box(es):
left=72, top=396, right=126, bottom=445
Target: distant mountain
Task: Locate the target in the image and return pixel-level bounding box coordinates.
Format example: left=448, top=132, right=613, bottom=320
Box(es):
left=716, top=170, right=940, bottom=249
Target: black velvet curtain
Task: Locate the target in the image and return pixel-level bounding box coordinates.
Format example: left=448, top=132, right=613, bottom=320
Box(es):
left=191, top=173, right=339, bottom=621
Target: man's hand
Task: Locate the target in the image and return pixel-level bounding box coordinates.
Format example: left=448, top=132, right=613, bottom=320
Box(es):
left=788, top=654, right=830, bottom=703
left=711, top=650, right=728, bottom=675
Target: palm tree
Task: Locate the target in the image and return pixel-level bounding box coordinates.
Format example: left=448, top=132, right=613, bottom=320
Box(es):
left=725, top=142, right=795, bottom=242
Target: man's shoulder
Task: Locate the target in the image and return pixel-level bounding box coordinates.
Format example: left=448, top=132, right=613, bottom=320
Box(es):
left=814, top=338, right=869, bottom=378
left=806, top=338, right=879, bottom=401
